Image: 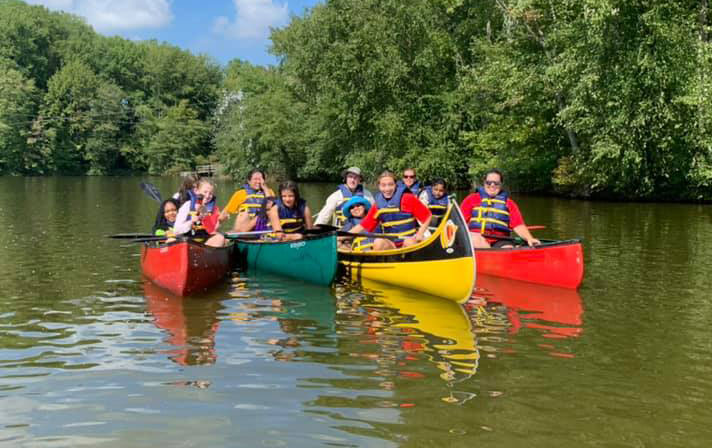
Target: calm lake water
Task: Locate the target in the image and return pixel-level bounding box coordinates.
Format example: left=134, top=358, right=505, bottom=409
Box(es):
left=1, top=176, right=711, bottom=447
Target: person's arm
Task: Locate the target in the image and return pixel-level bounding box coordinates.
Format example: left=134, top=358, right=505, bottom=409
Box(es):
left=507, top=200, right=540, bottom=246
left=267, top=205, right=283, bottom=233
left=512, top=225, right=540, bottom=246
left=173, top=202, right=193, bottom=235
left=350, top=205, right=378, bottom=233
left=403, top=195, right=431, bottom=242
left=314, top=191, right=341, bottom=226
left=459, top=194, right=477, bottom=226
left=349, top=223, right=364, bottom=234
left=303, top=205, right=314, bottom=229
left=418, top=190, right=429, bottom=208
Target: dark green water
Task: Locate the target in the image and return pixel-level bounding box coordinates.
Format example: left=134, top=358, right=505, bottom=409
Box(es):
left=1, top=176, right=711, bottom=447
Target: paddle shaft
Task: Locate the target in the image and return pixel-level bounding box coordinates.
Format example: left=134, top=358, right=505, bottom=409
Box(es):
left=128, top=230, right=272, bottom=243
left=337, top=231, right=401, bottom=241
left=108, top=233, right=156, bottom=239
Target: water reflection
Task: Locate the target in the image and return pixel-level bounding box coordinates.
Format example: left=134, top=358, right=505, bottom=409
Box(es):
left=471, top=275, right=583, bottom=358
left=143, top=281, right=222, bottom=366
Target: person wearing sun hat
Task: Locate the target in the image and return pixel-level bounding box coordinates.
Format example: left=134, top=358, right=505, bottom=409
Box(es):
left=340, top=196, right=371, bottom=231
left=315, top=166, right=375, bottom=227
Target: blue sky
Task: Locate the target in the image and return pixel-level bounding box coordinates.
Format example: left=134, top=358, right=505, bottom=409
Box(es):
left=25, top=0, right=321, bottom=66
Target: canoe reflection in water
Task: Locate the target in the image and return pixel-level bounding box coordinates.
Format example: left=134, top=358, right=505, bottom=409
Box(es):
left=470, top=275, right=583, bottom=356
left=143, top=280, right=222, bottom=366
left=334, top=279, right=479, bottom=403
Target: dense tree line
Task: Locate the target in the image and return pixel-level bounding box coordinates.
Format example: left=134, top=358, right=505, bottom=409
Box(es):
left=216, top=0, right=712, bottom=200
left=2, top=0, right=712, bottom=199
left=0, top=0, right=219, bottom=175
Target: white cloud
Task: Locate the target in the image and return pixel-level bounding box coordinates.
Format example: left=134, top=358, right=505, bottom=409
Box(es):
left=26, top=0, right=173, bottom=32
left=212, top=0, right=289, bottom=40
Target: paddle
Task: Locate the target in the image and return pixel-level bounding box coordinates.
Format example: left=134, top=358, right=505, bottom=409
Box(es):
left=224, top=230, right=275, bottom=239
left=482, top=233, right=554, bottom=247
left=140, top=182, right=163, bottom=203
left=527, top=225, right=546, bottom=231
left=306, top=224, right=401, bottom=240
left=127, top=230, right=273, bottom=244
left=107, top=233, right=156, bottom=239
left=336, top=231, right=401, bottom=241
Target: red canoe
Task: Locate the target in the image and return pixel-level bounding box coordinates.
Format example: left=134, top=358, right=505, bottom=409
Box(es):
left=140, top=239, right=233, bottom=296
left=474, top=239, right=584, bottom=289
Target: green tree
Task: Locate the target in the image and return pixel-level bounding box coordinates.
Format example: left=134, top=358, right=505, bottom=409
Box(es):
left=37, top=59, right=127, bottom=174
left=215, top=62, right=308, bottom=180
left=137, top=100, right=211, bottom=174
left=0, top=60, right=39, bottom=174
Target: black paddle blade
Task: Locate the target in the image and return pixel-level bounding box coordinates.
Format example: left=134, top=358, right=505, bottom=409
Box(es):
left=140, top=182, right=163, bottom=202
left=107, top=233, right=155, bottom=239
left=129, top=236, right=168, bottom=243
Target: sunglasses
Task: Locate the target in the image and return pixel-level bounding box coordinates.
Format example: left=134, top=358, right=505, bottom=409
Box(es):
left=403, top=175, right=416, bottom=179
left=484, top=180, right=502, bottom=187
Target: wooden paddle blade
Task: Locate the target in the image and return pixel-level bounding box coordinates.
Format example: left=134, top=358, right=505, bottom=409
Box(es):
left=108, top=233, right=155, bottom=239
left=223, top=189, right=248, bottom=214
left=140, top=182, right=163, bottom=202
left=527, top=225, right=546, bottom=231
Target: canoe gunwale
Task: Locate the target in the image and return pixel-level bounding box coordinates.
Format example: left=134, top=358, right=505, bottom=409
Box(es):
left=474, top=238, right=583, bottom=252
left=233, top=229, right=337, bottom=246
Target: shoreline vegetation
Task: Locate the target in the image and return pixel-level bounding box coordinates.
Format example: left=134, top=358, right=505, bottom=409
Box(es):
left=2, top=0, right=712, bottom=201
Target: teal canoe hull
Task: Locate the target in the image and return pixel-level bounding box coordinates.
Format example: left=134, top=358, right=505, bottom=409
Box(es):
left=235, top=231, right=338, bottom=285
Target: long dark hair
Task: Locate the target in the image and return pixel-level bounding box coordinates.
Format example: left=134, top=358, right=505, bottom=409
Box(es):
left=278, top=181, right=301, bottom=207
left=247, top=169, right=266, bottom=183
left=153, top=198, right=179, bottom=233
left=177, top=174, right=199, bottom=206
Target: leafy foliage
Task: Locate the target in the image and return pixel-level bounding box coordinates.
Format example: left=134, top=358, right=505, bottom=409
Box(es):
left=3, top=0, right=712, bottom=199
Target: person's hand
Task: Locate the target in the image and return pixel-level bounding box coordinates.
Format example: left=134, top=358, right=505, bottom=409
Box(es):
left=219, top=210, right=229, bottom=221
left=527, top=238, right=541, bottom=247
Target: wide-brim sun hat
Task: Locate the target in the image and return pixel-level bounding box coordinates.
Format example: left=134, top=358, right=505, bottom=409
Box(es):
left=341, top=166, right=362, bottom=179
left=343, top=196, right=371, bottom=219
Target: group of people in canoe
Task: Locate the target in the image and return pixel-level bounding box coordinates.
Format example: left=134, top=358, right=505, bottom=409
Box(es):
left=150, top=166, right=541, bottom=250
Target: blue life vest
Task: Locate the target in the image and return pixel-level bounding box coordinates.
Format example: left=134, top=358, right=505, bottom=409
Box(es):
left=276, top=198, right=306, bottom=233
left=397, top=179, right=422, bottom=197
left=374, top=185, right=417, bottom=240
left=239, top=184, right=265, bottom=218
left=469, top=188, right=511, bottom=234
left=185, top=190, right=218, bottom=236
left=187, top=190, right=217, bottom=214
left=335, top=184, right=364, bottom=227
left=423, top=186, right=449, bottom=218
left=341, top=216, right=362, bottom=233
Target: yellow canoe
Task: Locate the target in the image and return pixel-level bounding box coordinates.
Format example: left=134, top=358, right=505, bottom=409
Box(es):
left=338, top=202, right=476, bottom=303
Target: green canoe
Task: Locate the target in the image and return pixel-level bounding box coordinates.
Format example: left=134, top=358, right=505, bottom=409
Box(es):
left=233, top=230, right=338, bottom=285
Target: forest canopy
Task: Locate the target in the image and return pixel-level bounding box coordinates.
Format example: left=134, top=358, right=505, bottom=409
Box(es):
left=2, top=0, right=712, bottom=200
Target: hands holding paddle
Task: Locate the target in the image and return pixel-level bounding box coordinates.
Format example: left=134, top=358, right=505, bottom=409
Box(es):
left=513, top=224, right=541, bottom=247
